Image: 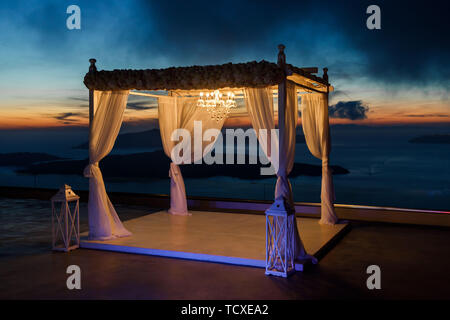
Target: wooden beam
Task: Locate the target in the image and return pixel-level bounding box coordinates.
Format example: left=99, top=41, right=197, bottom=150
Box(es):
left=130, top=88, right=327, bottom=98
left=287, top=78, right=328, bottom=93
left=300, top=67, right=318, bottom=74
left=129, top=91, right=163, bottom=98
left=88, top=58, right=97, bottom=147
left=286, top=74, right=329, bottom=93
left=277, top=44, right=286, bottom=179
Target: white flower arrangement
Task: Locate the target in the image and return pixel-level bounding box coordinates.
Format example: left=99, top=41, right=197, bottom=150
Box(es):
left=83, top=60, right=288, bottom=91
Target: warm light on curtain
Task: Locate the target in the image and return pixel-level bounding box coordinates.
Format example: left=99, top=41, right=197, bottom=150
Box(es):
left=158, top=96, right=226, bottom=215
left=84, top=90, right=132, bottom=240
left=301, top=93, right=339, bottom=225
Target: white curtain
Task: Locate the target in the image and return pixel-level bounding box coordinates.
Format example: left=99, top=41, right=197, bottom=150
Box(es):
left=301, top=93, right=339, bottom=225
left=245, top=87, right=277, bottom=160
left=245, top=84, right=296, bottom=205
left=158, top=96, right=225, bottom=215
left=245, top=84, right=314, bottom=262
left=83, top=90, right=131, bottom=240
left=274, top=81, right=297, bottom=207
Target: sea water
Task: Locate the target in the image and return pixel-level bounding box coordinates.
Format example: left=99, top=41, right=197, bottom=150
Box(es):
left=0, top=125, right=448, bottom=211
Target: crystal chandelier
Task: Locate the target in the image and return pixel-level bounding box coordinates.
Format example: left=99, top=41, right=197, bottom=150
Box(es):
left=197, top=90, right=236, bottom=122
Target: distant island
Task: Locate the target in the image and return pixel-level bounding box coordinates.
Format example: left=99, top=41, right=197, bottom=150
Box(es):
left=74, top=129, right=163, bottom=149
left=409, top=134, right=450, bottom=144
left=73, top=128, right=307, bottom=150
left=0, top=152, right=64, bottom=166
left=18, top=150, right=348, bottom=180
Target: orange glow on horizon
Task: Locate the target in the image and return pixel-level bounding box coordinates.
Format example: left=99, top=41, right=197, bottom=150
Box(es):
left=0, top=99, right=448, bottom=129
left=2, top=113, right=449, bottom=130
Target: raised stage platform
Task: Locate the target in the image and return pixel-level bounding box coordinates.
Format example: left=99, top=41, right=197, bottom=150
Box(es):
left=80, top=210, right=349, bottom=271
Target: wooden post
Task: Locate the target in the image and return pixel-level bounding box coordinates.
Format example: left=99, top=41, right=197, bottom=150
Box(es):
left=324, top=67, right=331, bottom=159
left=88, top=58, right=97, bottom=145
left=324, top=67, right=330, bottom=140
left=277, top=44, right=286, bottom=176
left=323, top=67, right=330, bottom=110
left=267, top=45, right=303, bottom=276
left=322, top=67, right=329, bottom=84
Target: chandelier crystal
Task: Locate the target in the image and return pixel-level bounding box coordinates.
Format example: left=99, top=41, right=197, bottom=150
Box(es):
left=197, top=90, right=236, bottom=122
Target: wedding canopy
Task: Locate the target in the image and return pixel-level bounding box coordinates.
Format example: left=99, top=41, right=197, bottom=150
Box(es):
left=82, top=45, right=338, bottom=262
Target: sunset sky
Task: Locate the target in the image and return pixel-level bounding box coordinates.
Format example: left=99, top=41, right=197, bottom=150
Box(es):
left=0, top=0, right=449, bottom=130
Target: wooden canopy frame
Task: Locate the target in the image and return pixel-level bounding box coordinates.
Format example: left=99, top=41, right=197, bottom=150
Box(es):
left=86, top=44, right=333, bottom=150
left=84, top=45, right=332, bottom=95
left=82, top=45, right=338, bottom=267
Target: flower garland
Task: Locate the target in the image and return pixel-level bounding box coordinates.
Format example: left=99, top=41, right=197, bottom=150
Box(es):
left=84, top=60, right=288, bottom=91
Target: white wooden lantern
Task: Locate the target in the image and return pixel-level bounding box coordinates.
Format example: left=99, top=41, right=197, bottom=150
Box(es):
left=265, top=199, right=296, bottom=277
left=51, top=184, right=80, bottom=252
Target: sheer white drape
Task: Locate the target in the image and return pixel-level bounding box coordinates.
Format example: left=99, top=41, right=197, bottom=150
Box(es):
left=245, top=87, right=277, bottom=161
left=158, top=96, right=225, bottom=215
left=83, top=90, right=131, bottom=240
left=274, top=81, right=297, bottom=207
left=301, top=93, right=338, bottom=225
left=245, top=84, right=297, bottom=205
left=245, top=84, right=314, bottom=262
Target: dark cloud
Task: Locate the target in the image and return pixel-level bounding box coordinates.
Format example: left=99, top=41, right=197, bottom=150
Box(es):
left=330, top=90, right=351, bottom=100
left=323, top=1, right=450, bottom=86
left=130, top=0, right=450, bottom=88
left=405, top=114, right=449, bottom=118
left=126, top=101, right=157, bottom=111
left=54, top=112, right=84, bottom=122
left=4, top=0, right=449, bottom=91
left=329, top=101, right=369, bottom=120
left=65, top=97, right=89, bottom=109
